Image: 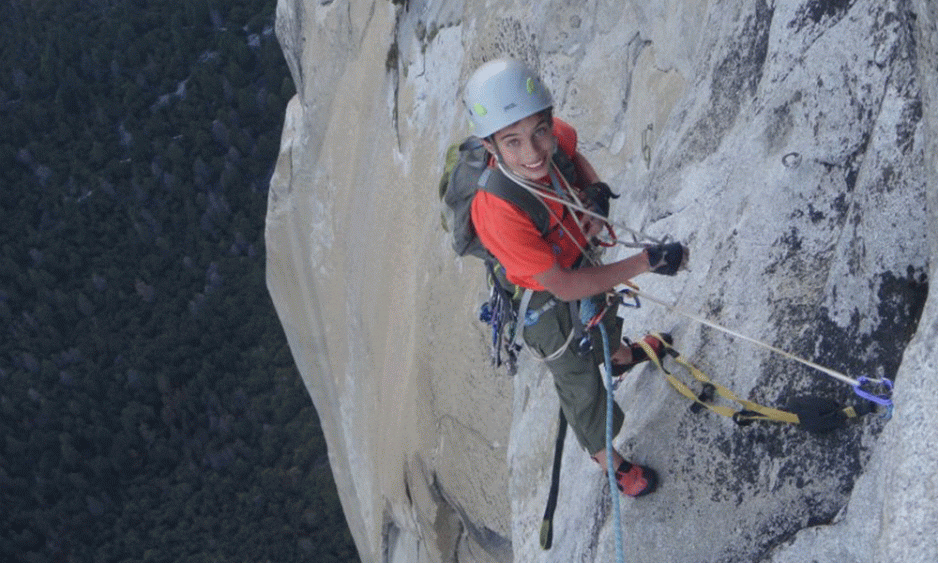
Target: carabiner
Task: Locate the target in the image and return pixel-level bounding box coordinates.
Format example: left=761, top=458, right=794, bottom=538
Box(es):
left=852, top=376, right=894, bottom=407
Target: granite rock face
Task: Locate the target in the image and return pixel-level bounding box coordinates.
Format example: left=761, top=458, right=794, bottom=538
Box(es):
left=265, top=1, right=935, bottom=562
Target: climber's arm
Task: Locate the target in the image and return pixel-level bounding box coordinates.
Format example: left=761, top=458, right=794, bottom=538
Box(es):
left=533, top=251, right=651, bottom=302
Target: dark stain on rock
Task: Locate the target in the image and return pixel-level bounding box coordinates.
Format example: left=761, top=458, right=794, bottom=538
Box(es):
left=806, top=268, right=927, bottom=385
left=789, top=0, right=857, bottom=32
left=832, top=192, right=849, bottom=218
left=716, top=263, right=928, bottom=561
left=878, top=165, right=896, bottom=193
left=842, top=136, right=870, bottom=193
left=678, top=1, right=773, bottom=165
left=897, top=98, right=922, bottom=154
left=777, top=226, right=803, bottom=259
left=870, top=266, right=929, bottom=358
left=807, top=203, right=825, bottom=223
left=758, top=266, right=927, bottom=411
left=763, top=227, right=806, bottom=277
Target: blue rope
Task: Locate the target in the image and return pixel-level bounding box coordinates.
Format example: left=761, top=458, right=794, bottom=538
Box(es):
left=599, top=322, right=625, bottom=563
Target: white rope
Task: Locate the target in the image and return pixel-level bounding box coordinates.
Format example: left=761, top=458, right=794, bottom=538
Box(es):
left=496, top=161, right=665, bottom=248
left=497, top=159, right=875, bottom=390
left=495, top=155, right=885, bottom=393
left=627, top=287, right=865, bottom=387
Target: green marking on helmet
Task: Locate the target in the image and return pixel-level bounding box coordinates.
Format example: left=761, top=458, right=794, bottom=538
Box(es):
left=473, top=103, right=487, bottom=116
left=526, top=78, right=536, bottom=94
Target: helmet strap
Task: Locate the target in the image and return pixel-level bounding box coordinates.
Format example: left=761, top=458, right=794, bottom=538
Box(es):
left=483, top=135, right=507, bottom=167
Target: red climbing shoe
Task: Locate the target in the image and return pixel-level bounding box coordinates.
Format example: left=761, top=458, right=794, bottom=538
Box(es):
left=615, top=460, right=658, bottom=498
left=612, top=332, right=672, bottom=376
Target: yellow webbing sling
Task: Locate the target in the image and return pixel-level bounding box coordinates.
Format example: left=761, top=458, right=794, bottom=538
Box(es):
left=634, top=334, right=860, bottom=426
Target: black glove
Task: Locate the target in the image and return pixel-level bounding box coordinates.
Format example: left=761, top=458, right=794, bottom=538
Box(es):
left=582, top=182, right=619, bottom=218
left=646, top=242, right=688, bottom=275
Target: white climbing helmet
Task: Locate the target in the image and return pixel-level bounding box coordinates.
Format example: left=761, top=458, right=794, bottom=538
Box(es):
left=463, top=58, right=553, bottom=139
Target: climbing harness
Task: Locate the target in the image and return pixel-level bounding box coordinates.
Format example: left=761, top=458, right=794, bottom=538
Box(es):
left=513, top=289, right=578, bottom=363
left=498, top=159, right=660, bottom=365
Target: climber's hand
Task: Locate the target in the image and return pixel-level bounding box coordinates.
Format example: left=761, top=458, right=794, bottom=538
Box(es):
left=646, top=242, right=689, bottom=275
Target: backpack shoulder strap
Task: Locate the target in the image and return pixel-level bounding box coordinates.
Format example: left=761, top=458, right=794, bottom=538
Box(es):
left=479, top=167, right=552, bottom=237
left=551, top=148, right=579, bottom=187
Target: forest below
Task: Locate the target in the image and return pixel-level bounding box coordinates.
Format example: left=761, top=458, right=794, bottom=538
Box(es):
left=0, top=0, right=359, bottom=561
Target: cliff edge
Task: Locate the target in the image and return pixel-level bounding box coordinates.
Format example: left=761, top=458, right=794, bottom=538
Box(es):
left=266, top=1, right=936, bottom=562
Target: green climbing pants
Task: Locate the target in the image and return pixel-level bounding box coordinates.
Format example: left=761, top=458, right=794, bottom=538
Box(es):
left=522, top=290, right=625, bottom=455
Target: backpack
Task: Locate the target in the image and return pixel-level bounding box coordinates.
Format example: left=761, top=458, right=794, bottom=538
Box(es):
left=438, top=136, right=579, bottom=373
left=438, top=137, right=579, bottom=261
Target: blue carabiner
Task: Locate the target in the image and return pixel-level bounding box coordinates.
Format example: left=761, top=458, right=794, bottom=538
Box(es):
left=852, top=376, right=894, bottom=407
left=618, top=288, right=640, bottom=309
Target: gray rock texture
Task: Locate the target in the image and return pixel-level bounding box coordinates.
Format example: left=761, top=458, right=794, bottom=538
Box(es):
left=265, top=1, right=935, bottom=562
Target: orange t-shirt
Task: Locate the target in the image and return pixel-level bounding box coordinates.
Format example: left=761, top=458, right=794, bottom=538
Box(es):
left=470, top=118, right=590, bottom=291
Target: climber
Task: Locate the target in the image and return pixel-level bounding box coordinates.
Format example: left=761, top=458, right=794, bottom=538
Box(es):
left=462, top=58, right=688, bottom=497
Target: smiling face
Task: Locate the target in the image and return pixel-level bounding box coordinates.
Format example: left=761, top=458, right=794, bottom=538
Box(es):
left=483, top=112, right=555, bottom=181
